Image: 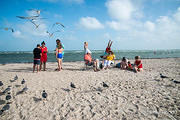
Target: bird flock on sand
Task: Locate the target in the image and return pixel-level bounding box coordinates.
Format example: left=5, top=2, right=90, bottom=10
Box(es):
left=0, top=9, right=65, bottom=38
left=0, top=73, right=179, bottom=116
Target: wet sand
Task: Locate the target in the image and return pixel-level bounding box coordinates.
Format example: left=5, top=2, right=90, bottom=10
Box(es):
left=0, top=58, right=180, bottom=120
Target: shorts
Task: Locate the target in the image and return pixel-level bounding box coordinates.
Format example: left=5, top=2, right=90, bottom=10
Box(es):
left=57, top=53, right=63, bottom=59
left=87, top=62, right=93, bottom=66
left=104, top=60, right=113, bottom=67
left=34, top=59, right=40, bottom=65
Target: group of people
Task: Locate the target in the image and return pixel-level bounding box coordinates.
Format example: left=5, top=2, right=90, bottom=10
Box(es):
left=33, top=39, right=64, bottom=72
left=33, top=39, right=143, bottom=73
left=84, top=40, right=143, bottom=72
left=33, top=41, right=48, bottom=72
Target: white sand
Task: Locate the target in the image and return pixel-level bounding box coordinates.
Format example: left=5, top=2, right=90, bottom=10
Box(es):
left=0, top=58, right=180, bottom=120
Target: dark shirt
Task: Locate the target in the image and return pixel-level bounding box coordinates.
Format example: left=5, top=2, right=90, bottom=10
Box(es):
left=33, top=48, right=41, bottom=59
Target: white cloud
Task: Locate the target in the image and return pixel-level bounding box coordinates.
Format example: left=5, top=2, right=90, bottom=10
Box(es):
left=18, top=21, right=48, bottom=37
left=105, top=3, right=180, bottom=49
left=106, top=0, right=135, bottom=21
left=12, top=30, right=25, bottom=38
left=106, top=0, right=143, bottom=31
left=144, top=21, right=155, bottom=31
left=79, top=17, right=104, bottom=29
left=173, top=7, right=180, bottom=22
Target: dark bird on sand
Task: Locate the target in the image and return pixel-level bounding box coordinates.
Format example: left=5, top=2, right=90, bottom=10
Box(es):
left=171, top=79, right=180, bottom=84
left=61, top=88, right=71, bottom=92
left=3, top=87, right=11, bottom=94
left=2, top=104, right=10, bottom=111
left=160, top=73, right=169, bottom=79
left=6, top=94, right=11, bottom=101
left=102, top=82, right=109, bottom=88
left=22, top=86, right=28, bottom=92
left=21, top=79, right=25, bottom=84
left=0, top=110, right=3, bottom=115
left=42, top=90, right=47, bottom=98
left=14, top=75, right=18, bottom=80
left=33, top=97, right=42, bottom=102
left=16, top=86, right=28, bottom=95
left=70, top=82, right=76, bottom=88
left=0, top=81, right=3, bottom=86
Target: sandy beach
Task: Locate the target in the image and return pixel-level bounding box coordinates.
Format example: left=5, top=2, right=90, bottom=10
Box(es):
left=0, top=58, right=180, bottom=120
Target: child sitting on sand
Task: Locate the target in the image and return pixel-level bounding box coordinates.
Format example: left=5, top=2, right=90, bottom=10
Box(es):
left=33, top=44, right=42, bottom=73
left=128, top=61, right=133, bottom=70
left=103, top=51, right=115, bottom=69
left=134, top=56, right=143, bottom=72
left=120, top=57, right=128, bottom=69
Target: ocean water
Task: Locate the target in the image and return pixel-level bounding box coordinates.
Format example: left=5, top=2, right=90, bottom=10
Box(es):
left=0, top=50, right=180, bottom=64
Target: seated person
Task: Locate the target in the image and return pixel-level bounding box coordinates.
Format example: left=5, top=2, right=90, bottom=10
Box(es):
left=128, top=61, right=133, bottom=70
left=103, top=51, right=115, bottom=69
left=120, top=57, right=128, bottom=69
left=84, top=52, right=100, bottom=72
left=134, top=56, right=143, bottom=72
left=100, top=40, right=113, bottom=59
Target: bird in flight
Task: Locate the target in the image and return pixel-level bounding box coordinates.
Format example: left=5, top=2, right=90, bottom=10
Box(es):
left=52, top=22, right=65, bottom=28
left=28, top=9, right=42, bottom=17
left=16, top=16, right=39, bottom=20
left=46, top=30, right=61, bottom=37
left=30, top=20, right=40, bottom=29
left=0, top=27, right=14, bottom=32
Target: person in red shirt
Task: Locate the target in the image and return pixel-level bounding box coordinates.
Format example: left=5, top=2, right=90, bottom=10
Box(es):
left=134, top=56, right=143, bottom=72
left=40, top=41, right=48, bottom=71
left=128, top=61, right=133, bottom=70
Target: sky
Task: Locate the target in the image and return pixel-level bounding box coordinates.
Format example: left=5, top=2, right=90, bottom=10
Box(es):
left=0, top=0, right=180, bottom=51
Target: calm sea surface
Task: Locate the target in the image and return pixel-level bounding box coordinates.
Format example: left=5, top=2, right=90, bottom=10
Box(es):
left=0, top=50, right=180, bottom=64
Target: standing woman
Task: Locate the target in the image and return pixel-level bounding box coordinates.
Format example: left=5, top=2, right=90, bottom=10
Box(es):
left=56, top=43, right=64, bottom=71
left=40, top=41, right=48, bottom=71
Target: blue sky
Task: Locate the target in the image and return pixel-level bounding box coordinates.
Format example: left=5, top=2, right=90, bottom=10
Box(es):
left=0, top=0, right=180, bottom=51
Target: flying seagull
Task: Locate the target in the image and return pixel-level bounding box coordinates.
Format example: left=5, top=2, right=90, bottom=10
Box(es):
left=30, top=20, right=40, bottom=29
left=52, top=22, right=65, bottom=28
left=0, top=27, right=14, bottom=32
left=16, top=16, right=39, bottom=20
left=46, top=30, right=61, bottom=37
left=28, top=9, right=42, bottom=16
